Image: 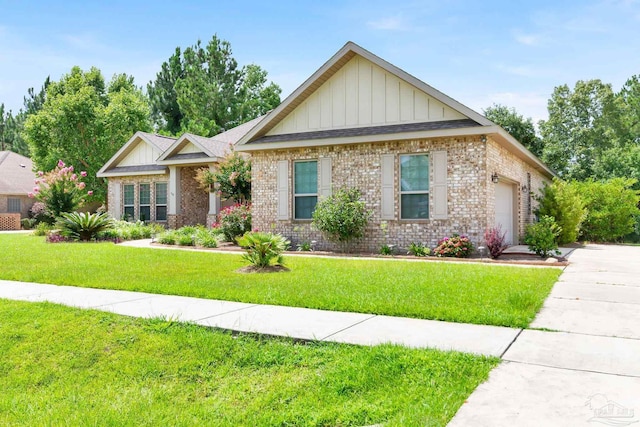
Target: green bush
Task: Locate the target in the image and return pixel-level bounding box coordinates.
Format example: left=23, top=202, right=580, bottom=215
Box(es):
left=216, top=203, right=251, bottom=242
left=177, top=234, right=194, bottom=246
left=433, top=234, right=473, bottom=258
left=96, top=220, right=163, bottom=241
left=158, top=231, right=177, bottom=245
left=312, top=188, right=372, bottom=245
left=20, top=218, right=37, bottom=230
left=536, top=178, right=586, bottom=244
left=407, top=242, right=431, bottom=257
left=236, top=232, right=290, bottom=268
left=524, top=215, right=561, bottom=258
left=194, top=228, right=219, bottom=248
left=574, top=178, right=640, bottom=242
left=33, top=222, right=53, bottom=236
left=57, top=212, right=113, bottom=241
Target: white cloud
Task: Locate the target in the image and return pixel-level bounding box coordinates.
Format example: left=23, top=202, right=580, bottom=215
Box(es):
left=367, top=14, right=411, bottom=31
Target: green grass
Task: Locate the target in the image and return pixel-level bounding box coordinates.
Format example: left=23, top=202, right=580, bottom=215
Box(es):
left=0, top=234, right=561, bottom=328
left=0, top=299, right=498, bottom=426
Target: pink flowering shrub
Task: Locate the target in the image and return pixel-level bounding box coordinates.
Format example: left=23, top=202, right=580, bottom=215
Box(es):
left=484, top=226, right=508, bottom=259
left=433, top=234, right=474, bottom=258
left=28, top=160, right=93, bottom=220
left=216, top=203, right=252, bottom=241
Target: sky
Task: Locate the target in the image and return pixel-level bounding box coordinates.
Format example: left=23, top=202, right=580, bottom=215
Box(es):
left=1, top=0, right=639, bottom=124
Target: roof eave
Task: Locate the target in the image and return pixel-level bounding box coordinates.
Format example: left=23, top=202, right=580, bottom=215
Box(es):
left=97, top=169, right=168, bottom=178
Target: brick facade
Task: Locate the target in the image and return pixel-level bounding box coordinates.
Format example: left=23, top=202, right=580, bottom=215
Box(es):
left=0, top=195, right=34, bottom=218
left=251, top=135, right=549, bottom=253
left=107, top=174, right=169, bottom=223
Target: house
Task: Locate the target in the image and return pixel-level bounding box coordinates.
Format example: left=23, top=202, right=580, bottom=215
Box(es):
left=234, top=41, right=554, bottom=252
left=97, top=119, right=261, bottom=228
left=0, top=151, right=37, bottom=230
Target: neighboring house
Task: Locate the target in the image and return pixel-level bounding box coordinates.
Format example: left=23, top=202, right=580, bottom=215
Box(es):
left=97, top=119, right=260, bottom=228
left=0, top=151, right=36, bottom=229
left=234, top=41, right=555, bottom=252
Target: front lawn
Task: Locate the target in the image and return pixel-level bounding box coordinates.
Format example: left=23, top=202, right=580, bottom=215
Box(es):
left=0, top=234, right=561, bottom=327
left=0, top=299, right=498, bottom=426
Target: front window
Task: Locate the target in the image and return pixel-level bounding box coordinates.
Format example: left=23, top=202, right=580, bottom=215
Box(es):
left=294, top=160, right=318, bottom=219
left=155, top=182, right=167, bottom=221
left=400, top=154, right=429, bottom=219
left=139, top=183, right=151, bottom=222
left=123, top=184, right=135, bottom=220
left=7, top=198, right=21, bottom=213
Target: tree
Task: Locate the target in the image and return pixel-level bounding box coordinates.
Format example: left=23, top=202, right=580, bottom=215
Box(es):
left=535, top=178, right=586, bottom=244
left=147, top=35, right=281, bottom=136
left=24, top=67, right=151, bottom=202
left=539, top=80, right=620, bottom=179
left=483, top=104, right=544, bottom=157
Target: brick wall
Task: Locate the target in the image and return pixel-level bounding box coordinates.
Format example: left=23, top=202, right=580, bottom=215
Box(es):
left=0, top=195, right=34, bottom=218
left=251, top=136, right=550, bottom=253
left=178, top=166, right=208, bottom=227
left=0, top=213, right=21, bottom=230
left=107, top=174, right=169, bottom=222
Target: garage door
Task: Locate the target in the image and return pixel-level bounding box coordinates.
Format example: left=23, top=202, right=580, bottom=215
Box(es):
left=495, top=182, right=515, bottom=245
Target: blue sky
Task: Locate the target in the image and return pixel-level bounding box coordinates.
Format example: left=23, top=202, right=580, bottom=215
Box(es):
left=1, top=0, right=639, bottom=123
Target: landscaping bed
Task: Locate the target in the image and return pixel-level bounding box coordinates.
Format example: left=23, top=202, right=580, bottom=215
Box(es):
left=0, top=299, right=498, bottom=426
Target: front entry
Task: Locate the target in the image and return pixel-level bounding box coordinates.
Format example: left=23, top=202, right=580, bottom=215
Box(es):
left=495, top=182, right=515, bottom=245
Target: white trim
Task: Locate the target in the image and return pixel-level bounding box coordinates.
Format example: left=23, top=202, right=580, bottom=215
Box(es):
left=97, top=132, right=165, bottom=177
left=157, top=133, right=216, bottom=162
left=97, top=169, right=167, bottom=178
left=293, top=159, right=319, bottom=220
left=156, top=157, right=220, bottom=166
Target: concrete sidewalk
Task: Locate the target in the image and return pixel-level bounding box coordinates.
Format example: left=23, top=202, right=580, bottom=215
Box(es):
left=449, top=244, right=640, bottom=426
left=0, top=279, right=519, bottom=357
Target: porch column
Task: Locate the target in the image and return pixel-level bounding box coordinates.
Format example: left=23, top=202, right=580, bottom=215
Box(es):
left=208, top=164, right=220, bottom=215
left=169, top=166, right=181, bottom=215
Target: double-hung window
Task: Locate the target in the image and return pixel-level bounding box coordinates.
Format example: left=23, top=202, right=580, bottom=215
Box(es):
left=155, top=182, right=167, bottom=221
left=139, top=183, right=151, bottom=222
left=294, top=160, right=318, bottom=219
left=7, top=198, right=21, bottom=213
left=123, top=184, right=135, bottom=220
left=400, top=154, right=429, bottom=219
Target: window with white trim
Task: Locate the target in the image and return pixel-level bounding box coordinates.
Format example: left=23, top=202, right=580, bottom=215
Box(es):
left=139, top=183, right=151, bottom=222
left=123, top=184, right=135, bottom=220
left=7, top=198, right=21, bottom=213
left=293, top=160, right=318, bottom=219
left=400, top=154, right=429, bottom=219
left=155, top=182, right=167, bottom=221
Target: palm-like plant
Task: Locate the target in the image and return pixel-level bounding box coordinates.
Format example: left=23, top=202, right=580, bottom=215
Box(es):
left=58, top=212, right=114, bottom=241
left=236, top=232, right=290, bottom=268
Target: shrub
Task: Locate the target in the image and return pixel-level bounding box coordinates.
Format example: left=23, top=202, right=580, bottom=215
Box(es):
left=21, top=218, right=37, bottom=230
left=158, top=231, right=177, bottom=245
left=46, top=232, right=68, bottom=244
left=380, top=244, right=395, bottom=256
left=296, top=241, right=313, bottom=252
left=33, top=222, right=53, bottom=236
left=484, top=226, right=508, bottom=259
left=312, top=188, right=372, bottom=246
left=535, top=179, right=586, bottom=244
left=57, top=212, right=113, bottom=241
left=433, top=234, right=473, bottom=258
left=96, top=220, right=162, bottom=241
left=29, top=160, right=93, bottom=221
left=195, top=151, right=252, bottom=203
left=574, top=178, right=640, bottom=242
left=195, top=228, right=218, bottom=248
left=407, top=242, right=430, bottom=257
left=236, top=232, right=290, bottom=268
left=524, top=215, right=561, bottom=258
left=177, top=233, right=195, bottom=246
left=217, top=203, right=251, bottom=242
left=29, top=201, right=51, bottom=224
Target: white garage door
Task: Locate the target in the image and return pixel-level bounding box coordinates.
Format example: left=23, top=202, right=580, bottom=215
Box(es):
left=495, top=182, right=515, bottom=245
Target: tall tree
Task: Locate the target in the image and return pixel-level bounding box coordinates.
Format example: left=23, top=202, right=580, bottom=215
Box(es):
left=24, top=67, right=151, bottom=202
left=539, top=80, right=620, bottom=179
left=147, top=35, right=281, bottom=137
left=483, top=104, right=544, bottom=157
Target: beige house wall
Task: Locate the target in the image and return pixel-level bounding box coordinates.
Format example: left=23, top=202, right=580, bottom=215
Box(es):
left=107, top=174, right=169, bottom=223
left=0, top=195, right=35, bottom=218
left=252, top=135, right=494, bottom=253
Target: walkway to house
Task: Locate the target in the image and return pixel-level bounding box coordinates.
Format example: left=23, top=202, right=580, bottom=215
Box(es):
left=449, top=243, right=640, bottom=426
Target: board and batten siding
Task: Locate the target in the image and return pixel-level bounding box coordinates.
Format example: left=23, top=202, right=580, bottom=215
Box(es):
left=178, top=143, right=204, bottom=155
left=118, top=140, right=162, bottom=167
left=266, top=55, right=467, bottom=136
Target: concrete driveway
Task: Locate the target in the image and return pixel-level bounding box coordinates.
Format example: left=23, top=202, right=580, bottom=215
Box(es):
left=449, top=244, right=640, bottom=426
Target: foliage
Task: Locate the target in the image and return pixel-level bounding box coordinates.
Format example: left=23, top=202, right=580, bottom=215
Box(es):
left=156, top=225, right=220, bottom=248
left=32, top=222, right=53, bottom=236
left=96, top=220, right=164, bottom=241
left=535, top=179, right=586, bottom=244
left=236, top=231, right=290, bottom=268
left=23, top=67, right=151, bottom=201
left=29, top=160, right=93, bottom=221
left=20, top=218, right=37, bottom=230
left=379, top=244, right=395, bottom=256
left=194, top=228, right=219, bottom=248
left=57, top=212, right=114, bottom=241
left=29, top=201, right=51, bottom=224
left=312, top=188, right=372, bottom=246
left=433, top=234, right=474, bottom=258
left=0, top=233, right=561, bottom=327
left=158, top=231, right=177, bottom=245
left=296, top=241, right=313, bottom=252
left=0, top=300, right=498, bottom=426
left=216, top=203, right=252, bottom=241
left=483, top=104, right=543, bottom=157
left=45, top=232, right=68, bottom=244
left=177, top=233, right=195, bottom=246
left=524, top=215, right=562, bottom=258
left=147, top=35, right=281, bottom=136
left=407, top=242, right=431, bottom=257
left=194, top=151, right=251, bottom=202
left=483, top=226, right=508, bottom=259
left=573, top=178, right=640, bottom=242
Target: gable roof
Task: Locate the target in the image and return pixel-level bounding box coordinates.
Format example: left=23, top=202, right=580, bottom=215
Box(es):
left=97, top=131, right=176, bottom=177
left=0, top=151, right=36, bottom=195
